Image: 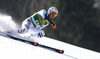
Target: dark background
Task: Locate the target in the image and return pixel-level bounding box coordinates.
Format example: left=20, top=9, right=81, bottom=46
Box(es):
left=0, top=0, right=100, bottom=52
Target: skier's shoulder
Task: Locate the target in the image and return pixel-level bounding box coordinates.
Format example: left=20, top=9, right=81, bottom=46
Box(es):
left=37, top=9, right=47, bottom=18
left=38, top=9, right=46, bottom=13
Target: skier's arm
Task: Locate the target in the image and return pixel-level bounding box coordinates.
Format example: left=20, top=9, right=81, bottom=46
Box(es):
left=45, top=14, right=56, bottom=29
left=49, top=21, right=56, bottom=29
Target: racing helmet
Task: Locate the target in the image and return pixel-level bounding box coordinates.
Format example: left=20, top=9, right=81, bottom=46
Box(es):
left=48, top=6, right=58, bottom=17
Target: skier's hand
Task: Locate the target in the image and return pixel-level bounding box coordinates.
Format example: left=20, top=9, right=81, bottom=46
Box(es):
left=52, top=24, right=56, bottom=29
left=38, top=32, right=44, bottom=38
left=49, top=20, right=56, bottom=29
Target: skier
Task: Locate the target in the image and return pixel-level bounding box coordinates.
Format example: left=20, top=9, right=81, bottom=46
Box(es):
left=17, top=6, right=58, bottom=38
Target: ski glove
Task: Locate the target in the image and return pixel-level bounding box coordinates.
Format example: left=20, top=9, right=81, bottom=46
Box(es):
left=38, top=32, right=44, bottom=38
left=49, top=21, right=56, bottom=29
left=52, top=24, right=56, bottom=29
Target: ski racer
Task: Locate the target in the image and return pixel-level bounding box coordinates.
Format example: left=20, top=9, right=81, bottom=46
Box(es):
left=17, top=6, right=58, bottom=38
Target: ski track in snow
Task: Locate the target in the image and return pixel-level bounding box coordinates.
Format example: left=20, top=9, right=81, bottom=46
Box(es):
left=0, top=13, right=100, bottom=59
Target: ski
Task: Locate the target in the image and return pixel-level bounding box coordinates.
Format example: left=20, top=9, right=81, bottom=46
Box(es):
left=6, top=33, right=64, bottom=54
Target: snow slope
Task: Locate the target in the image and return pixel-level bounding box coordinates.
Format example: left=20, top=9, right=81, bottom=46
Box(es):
left=0, top=13, right=100, bottom=59
left=0, top=35, right=100, bottom=59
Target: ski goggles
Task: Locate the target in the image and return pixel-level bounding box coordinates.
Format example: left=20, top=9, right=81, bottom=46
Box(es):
left=51, top=12, right=57, bottom=17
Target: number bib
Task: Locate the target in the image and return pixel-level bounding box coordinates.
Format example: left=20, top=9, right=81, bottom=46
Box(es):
left=30, top=13, right=48, bottom=29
